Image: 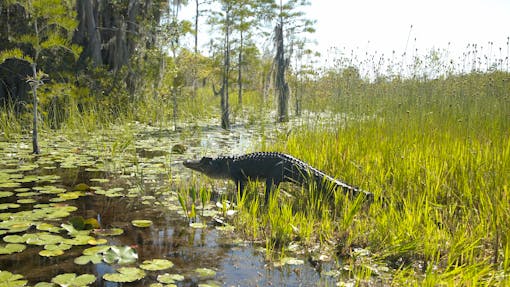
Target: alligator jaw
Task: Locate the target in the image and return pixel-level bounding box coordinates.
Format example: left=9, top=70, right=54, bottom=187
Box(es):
left=183, top=159, right=207, bottom=173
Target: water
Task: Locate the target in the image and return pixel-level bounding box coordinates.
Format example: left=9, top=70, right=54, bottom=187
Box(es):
left=0, top=118, right=341, bottom=286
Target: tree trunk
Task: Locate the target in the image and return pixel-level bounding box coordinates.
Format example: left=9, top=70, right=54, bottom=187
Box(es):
left=192, top=0, right=199, bottom=98
left=78, top=0, right=103, bottom=67
left=238, top=29, right=243, bottom=106
left=275, top=21, right=289, bottom=122
left=30, top=63, right=40, bottom=154
left=221, top=6, right=231, bottom=129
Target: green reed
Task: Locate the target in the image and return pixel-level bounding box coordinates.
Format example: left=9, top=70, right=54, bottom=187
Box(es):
left=230, top=71, right=509, bottom=284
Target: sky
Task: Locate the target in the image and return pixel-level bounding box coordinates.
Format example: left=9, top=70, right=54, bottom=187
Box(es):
left=181, top=0, right=510, bottom=72
left=307, top=0, right=510, bottom=59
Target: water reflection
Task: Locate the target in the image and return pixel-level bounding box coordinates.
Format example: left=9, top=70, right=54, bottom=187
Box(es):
left=0, top=116, right=345, bottom=286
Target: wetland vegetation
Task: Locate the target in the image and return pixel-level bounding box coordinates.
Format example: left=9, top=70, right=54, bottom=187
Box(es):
left=1, top=0, right=510, bottom=286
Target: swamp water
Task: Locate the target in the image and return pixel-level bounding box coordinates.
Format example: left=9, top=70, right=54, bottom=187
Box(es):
left=0, top=118, right=350, bottom=286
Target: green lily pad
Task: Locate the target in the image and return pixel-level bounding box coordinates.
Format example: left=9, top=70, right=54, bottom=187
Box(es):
left=33, top=282, right=55, bottom=287
left=102, top=267, right=145, bottom=283
left=0, top=221, right=32, bottom=233
left=39, top=249, right=64, bottom=257
left=83, top=245, right=110, bottom=255
left=44, top=243, right=72, bottom=251
left=150, top=283, right=176, bottom=287
left=3, top=234, right=25, bottom=243
left=36, top=223, right=62, bottom=233
left=0, top=270, right=27, bottom=287
left=51, top=273, right=96, bottom=286
left=157, top=273, right=184, bottom=284
left=87, top=238, right=107, bottom=245
left=273, top=257, right=305, bottom=267
left=198, top=281, right=222, bottom=287
left=90, top=178, right=109, bottom=183
left=74, top=253, right=104, bottom=265
left=73, top=183, right=90, bottom=191
left=93, top=228, right=124, bottom=236
left=103, top=246, right=138, bottom=265
left=34, top=185, right=66, bottom=194
left=63, top=235, right=95, bottom=246
left=0, top=182, right=21, bottom=188
left=190, top=222, right=207, bottom=229
left=15, top=191, right=36, bottom=197
left=0, top=203, right=20, bottom=210
left=25, top=233, right=64, bottom=246
left=61, top=223, right=91, bottom=237
left=17, top=199, right=36, bottom=204
left=0, top=191, right=14, bottom=198
left=139, top=259, right=174, bottom=271
left=0, top=243, right=26, bottom=255
left=195, top=268, right=216, bottom=279
left=131, top=219, right=153, bottom=228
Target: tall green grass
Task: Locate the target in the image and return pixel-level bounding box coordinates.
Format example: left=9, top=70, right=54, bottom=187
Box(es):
left=231, top=71, right=509, bottom=285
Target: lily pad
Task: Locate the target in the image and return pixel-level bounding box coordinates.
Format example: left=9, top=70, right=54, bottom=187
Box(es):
left=44, top=243, right=72, bottom=251
left=93, top=228, right=124, bottom=236
left=83, top=245, right=110, bottom=255
left=139, top=259, right=174, bottom=271
left=0, top=243, right=26, bottom=255
left=198, top=281, right=222, bottom=287
left=16, top=199, right=36, bottom=204
left=73, top=183, right=90, bottom=191
left=194, top=268, right=216, bottom=279
left=157, top=273, right=184, bottom=284
left=0, top=203, right=20, bottom=210
left=74, top=253, right=103, bottom=265
left=190, top=222, right=207, bottom=229
left=103, top=246, right=138, bottom=265
left=36, top=223, right=62, bottom=233
left=88, top=238, right=107, bottom=245
left=103, top=267, right=145, bottom=283
left=0, top=191, right=14, bottom=198
left=34, top=185, right=66, bottom=194
left=51, top=273, right=96, bottom=287
left=39, top=249, right=64, bottom=257
left=25, top=233, right=64, bottom=246
left=273, top=257, right=305, bottom=267
left=63, top=235, right=95, bottom=246
left=0, top=270, right=27, bottom=287
left=131, top=219, right=153, bottom=228
left=3, top=235, right=25, bottom=243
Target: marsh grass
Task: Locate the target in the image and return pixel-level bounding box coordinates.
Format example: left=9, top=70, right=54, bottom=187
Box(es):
left=228, top=71, right=510, bottom=284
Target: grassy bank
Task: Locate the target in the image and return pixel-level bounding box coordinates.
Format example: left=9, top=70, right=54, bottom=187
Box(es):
left=231, top=72, right=510, bottom=285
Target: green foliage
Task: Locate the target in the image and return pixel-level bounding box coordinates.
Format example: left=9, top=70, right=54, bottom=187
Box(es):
left=0, top=48, right=33, bottom=64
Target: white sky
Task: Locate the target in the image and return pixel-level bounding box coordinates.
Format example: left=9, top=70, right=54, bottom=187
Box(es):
left=181, top=0, right=510, bottom=72
left=307, top=0, right=510, bottom=59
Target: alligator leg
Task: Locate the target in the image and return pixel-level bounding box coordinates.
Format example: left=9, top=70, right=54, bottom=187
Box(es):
left=264, top=179, right=272, bottom=204
left=264, top=179, right=281, bottom=205
left=236, top=180, right=246, bottom=197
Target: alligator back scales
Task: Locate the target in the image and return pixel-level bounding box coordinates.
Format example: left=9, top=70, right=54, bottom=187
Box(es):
left=183, top=152, right=371, bottom=203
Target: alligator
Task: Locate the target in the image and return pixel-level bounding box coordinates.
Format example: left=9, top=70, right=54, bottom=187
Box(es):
left=183, top=152, right=372, bottom=204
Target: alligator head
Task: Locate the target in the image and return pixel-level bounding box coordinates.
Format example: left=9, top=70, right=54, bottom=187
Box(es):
left=183, top=156, right=231, bottom=179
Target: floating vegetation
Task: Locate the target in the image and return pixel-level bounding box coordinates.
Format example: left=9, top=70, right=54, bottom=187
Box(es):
left=102, top=267, right=146, bottom=283
left=0, top=243, right=26, bottom=255
left=131, top=219, right=153, bottom=228
left=103, top=246, right=138, bottom=265
left=194, top=268, right=216, bottom=279
left=93, top=228, right=124, bottom=236
left=139, top=259, right=174, bottom=271
left=0, top=270, right=27, bottom=287
left=156, top=273, right=184, bottom=284
left=50, top=273, right=96, bottom=287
